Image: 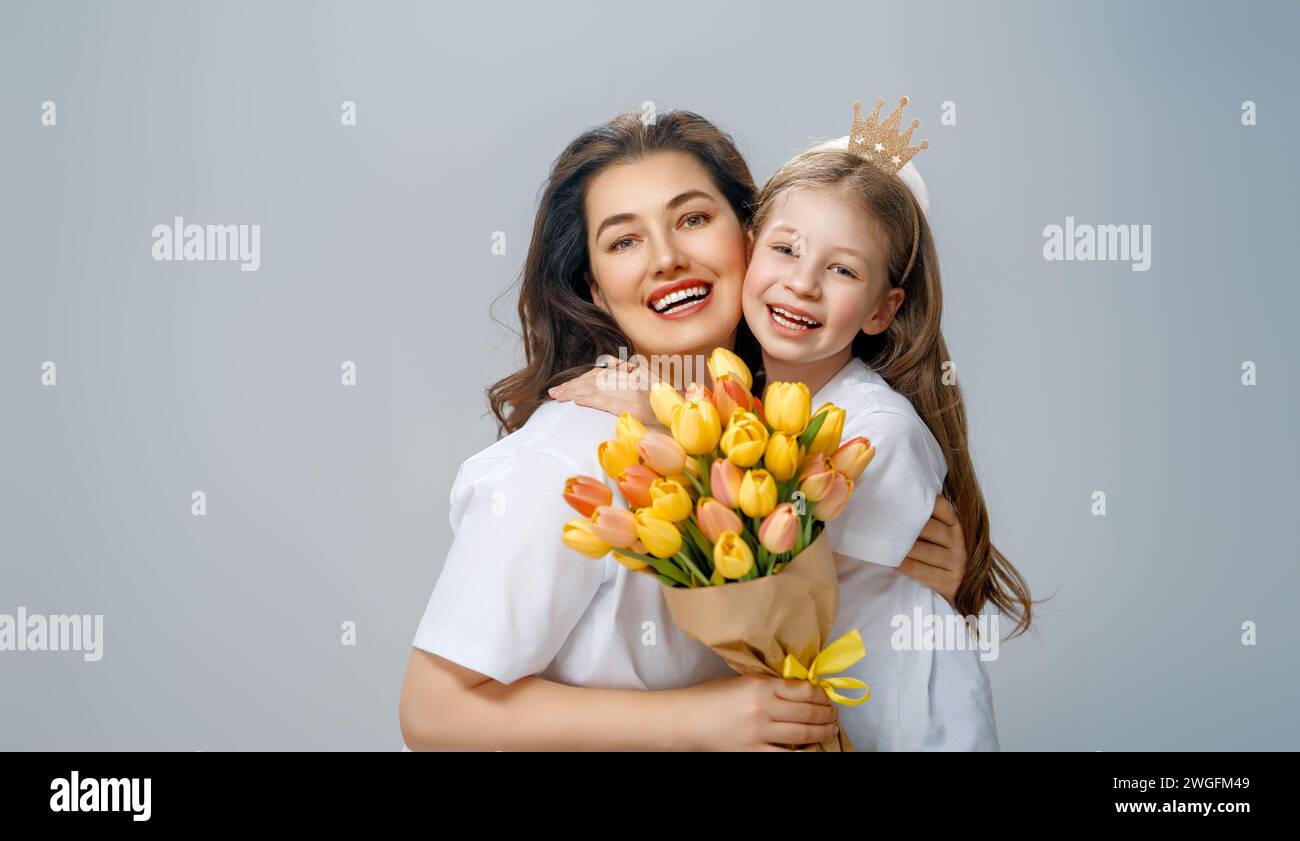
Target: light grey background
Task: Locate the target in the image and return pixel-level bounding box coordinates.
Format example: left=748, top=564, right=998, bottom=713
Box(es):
left=1, top=0, right=1296, bottom=750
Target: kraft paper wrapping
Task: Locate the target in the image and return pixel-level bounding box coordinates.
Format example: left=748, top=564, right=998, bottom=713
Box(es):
left=659, top=531, right=856, bottom=752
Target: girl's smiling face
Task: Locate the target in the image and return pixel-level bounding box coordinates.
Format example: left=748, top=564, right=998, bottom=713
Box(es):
left=584, top=150, right=747, bottom=359
left=742, top=185, right=905, bottom=366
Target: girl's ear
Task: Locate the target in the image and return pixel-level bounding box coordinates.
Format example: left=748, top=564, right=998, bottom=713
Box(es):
left=745, top=228, right=755, bottom=261
left=861, top=287, right=905, bottom=336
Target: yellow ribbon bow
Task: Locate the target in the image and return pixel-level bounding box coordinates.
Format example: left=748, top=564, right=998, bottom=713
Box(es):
left=781, top=629, right=871, bottom=706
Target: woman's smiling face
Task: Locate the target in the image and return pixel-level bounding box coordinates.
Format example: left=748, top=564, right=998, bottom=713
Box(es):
left=584, top=151, right=748, bottom=359
left=742, top=185, right=904, bottom=366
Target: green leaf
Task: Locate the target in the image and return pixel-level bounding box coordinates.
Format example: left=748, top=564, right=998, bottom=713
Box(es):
left=797, top=411, right=828, bottom=450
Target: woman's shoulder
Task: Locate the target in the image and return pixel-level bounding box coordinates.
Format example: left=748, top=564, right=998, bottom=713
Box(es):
left=454, top=400, right=618, bottom=488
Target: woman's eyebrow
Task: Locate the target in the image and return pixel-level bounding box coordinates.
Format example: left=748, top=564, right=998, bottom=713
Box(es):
left=595, top=190, right=719, bottom=241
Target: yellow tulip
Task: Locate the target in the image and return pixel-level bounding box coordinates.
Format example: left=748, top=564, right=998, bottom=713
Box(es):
left=707, top=347, right=753, bottom=391
left=671, top=399, right=722, bottom=455
left=649, top=381, right=685, bottom=428
left=634, top=509, right=683, bottom=559
left=807, top=403, right=846, bottom=456
left=713, top=531, right=755, bottom=579
left=738, top=469, right=777, bottom=518
left=719, top=410, right=768, bottom=468
left=612, top=540, right=649, bottom=571
left=615, top=412, right=647, bottom=453
left=763, top=431, right=802, bottom=482
left=563, top=518, right=612, bottom=559
left=763, top=382, right=811, bottom=436
left=649, top=478, right=692, bottom=523
left=598, top=439, right=639, bottom=480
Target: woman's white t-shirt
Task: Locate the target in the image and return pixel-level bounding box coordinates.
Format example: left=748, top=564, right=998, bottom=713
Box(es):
left=411, top=400, right=734, bottom=692
left=817, top=358, right=1000, bottom=751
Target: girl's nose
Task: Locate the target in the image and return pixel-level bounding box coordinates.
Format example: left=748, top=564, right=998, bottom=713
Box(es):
left=785, top=264, right=821, bottom=299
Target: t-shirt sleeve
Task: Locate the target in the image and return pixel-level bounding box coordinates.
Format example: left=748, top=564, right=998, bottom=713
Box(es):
left=825, top=409, right=946, bottom=568
left=411, top=449, right=610, bottom=685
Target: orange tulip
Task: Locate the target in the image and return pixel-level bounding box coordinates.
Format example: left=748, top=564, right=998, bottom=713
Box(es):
left=616, top=464, right=658, bottom=509
left=563, top=475, right=612, bottom=518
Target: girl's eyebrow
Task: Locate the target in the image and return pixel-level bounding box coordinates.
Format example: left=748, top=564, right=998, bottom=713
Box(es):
left=595, top=190, right=719, bottom=241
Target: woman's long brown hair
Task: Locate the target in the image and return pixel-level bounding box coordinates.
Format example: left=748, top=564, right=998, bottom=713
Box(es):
left=750, top=149, right=1036, bottom=638
left=488, top=110, right=761, bottom=435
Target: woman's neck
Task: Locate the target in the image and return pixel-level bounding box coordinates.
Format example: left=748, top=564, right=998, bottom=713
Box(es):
left=762, top=346, right=853, bottom=400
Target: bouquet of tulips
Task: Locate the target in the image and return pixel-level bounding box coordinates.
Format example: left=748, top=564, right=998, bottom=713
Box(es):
left=560, top=348, right=878, bottom=751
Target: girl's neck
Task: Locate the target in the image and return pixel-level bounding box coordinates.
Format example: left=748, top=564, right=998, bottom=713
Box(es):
left=761, top=346, right=853, bottom=401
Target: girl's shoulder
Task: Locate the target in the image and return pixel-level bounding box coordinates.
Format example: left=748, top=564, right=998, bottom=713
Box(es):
left=817, top=358, right=919, bottom=420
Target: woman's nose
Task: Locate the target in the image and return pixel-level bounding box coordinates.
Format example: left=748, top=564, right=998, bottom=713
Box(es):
left=651, top=234, right=689, bottom=276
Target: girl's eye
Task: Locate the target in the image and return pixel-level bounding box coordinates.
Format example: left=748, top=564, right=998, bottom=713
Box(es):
left=680, top=212, right=711, bottom=229
left=832, top=265, right=858, bottom=279
left=771, top=244, right=795, bottom=256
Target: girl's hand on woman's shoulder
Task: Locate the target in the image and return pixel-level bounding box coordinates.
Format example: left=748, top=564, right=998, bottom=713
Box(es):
left=548, top=359, right=660, bottom=426
left=898, top=495, right=967, bottom=610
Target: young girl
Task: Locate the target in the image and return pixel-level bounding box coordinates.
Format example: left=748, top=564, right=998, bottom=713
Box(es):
left=555, top=100, right=1033, bottom=749
left=744, top=110, right=1034, bottom=747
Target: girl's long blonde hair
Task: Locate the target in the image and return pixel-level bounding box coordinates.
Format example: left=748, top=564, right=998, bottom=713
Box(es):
left=751, top=148, right=1035, bottom=638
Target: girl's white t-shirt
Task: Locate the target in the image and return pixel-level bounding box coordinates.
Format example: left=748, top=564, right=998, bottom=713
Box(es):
left=815, top=358, right=1000, bottom=750
left=411, top=400, right=734, bottom=693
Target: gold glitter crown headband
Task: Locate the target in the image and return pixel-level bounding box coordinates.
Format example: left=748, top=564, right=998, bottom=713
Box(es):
left=844, top=96, right=929, bottom=284
left=846, top=96, right=929, bottom=174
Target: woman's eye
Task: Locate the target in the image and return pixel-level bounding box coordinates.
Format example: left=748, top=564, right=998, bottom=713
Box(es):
left=680, top=212, right=710, bottom=229
left=609, top=237, right=636, bottom=252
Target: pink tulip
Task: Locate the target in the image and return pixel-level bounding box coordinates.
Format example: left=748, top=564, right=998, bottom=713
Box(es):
left=637, top=432, right=687, bottom=476
left=759, top=503, right=800, bottom=553
left=812, top=471, right=854, bottom=521
left=710, top=458, right=744, bottom=508
left=797, top=454, right=835, bottom=502
left=696, top=497, right=744, bottom=544
left=832, top=437, right=876, bottom=481
left=589, top=505, right=638, bottom=548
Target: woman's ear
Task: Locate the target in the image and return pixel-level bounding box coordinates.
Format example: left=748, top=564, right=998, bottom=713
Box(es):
left=861, top=287, right=905, bottom=336
left=586, top=271, right=608, bottom=313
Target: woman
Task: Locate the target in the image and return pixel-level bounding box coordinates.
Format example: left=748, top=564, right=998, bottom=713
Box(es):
left=399, top=110, right=972, bottom=751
